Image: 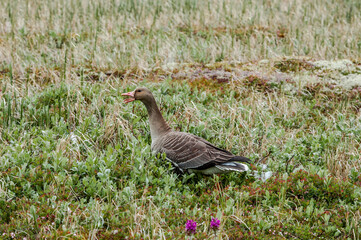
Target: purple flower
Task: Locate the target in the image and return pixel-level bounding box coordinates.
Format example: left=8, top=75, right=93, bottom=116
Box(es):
left=185, top=219, right=197, bottom=234
left=210, top=217, right=220, bottom=230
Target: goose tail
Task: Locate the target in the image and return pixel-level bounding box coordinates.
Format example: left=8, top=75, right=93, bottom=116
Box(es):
left=216, top=161, right=249, bottom=172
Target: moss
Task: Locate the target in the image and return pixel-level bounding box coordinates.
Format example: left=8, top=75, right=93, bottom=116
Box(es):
left=275, top=58, right=316, bottom=72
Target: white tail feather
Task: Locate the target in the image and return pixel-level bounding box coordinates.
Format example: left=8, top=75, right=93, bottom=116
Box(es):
left=217, top=162, right=249, bottom=172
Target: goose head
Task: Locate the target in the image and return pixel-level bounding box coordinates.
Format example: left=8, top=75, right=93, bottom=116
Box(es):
left=122, top=87, right=154, bottom=104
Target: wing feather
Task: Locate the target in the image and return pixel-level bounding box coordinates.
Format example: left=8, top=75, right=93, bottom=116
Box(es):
left=159, top=132, right=236, bottom=170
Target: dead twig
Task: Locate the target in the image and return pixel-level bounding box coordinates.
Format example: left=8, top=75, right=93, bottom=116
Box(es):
left=285, top=154, right=295, bottom=173
left=256, top=151, right=272, bottom=165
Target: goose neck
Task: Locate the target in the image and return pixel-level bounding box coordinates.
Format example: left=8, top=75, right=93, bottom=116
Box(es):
left=143, top=98, right=171, bottom=140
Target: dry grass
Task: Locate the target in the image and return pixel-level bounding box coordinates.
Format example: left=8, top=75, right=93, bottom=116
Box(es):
left=1, top=0, right=361, bottom=76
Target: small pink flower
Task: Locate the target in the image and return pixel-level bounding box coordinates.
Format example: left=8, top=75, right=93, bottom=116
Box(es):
left=185, top=220, right=197, bottom=234
left=210, top=217, right=220, bottom=230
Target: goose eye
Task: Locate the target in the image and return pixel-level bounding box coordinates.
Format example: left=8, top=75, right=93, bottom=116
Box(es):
left=137, top=90, right=142, bottom=93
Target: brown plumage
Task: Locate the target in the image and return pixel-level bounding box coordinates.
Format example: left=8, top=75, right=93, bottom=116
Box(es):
left=122, top=87, right=251, bottom=175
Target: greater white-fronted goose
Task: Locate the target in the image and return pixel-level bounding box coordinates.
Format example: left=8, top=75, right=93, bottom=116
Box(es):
left=122, top=87, right=251, bottom=175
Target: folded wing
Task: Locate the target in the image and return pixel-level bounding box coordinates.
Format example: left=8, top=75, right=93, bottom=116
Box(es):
left=159, top=132, right=240, bottom=170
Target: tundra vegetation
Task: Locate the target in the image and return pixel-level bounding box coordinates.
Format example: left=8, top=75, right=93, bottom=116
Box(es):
left=0, top=0, right=361, bottom=239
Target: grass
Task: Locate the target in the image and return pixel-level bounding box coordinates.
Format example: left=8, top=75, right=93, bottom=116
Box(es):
left=0, top=0, right=361, bottom=239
